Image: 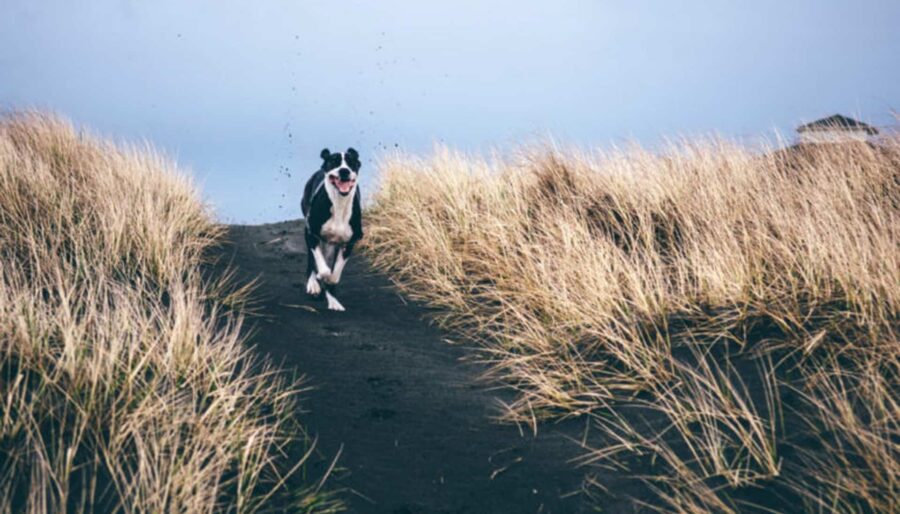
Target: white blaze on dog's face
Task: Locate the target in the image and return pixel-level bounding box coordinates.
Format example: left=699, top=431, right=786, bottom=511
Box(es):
left=320, top=148, right=360, bottom=197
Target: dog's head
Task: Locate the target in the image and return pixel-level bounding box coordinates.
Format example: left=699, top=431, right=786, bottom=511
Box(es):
left=320, top=148, right=360, bottom=197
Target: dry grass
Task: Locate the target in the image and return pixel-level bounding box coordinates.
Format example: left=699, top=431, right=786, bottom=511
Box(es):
left=0, top=113, right=340, bottom=513
left=365, top=137, right=900, bottom=512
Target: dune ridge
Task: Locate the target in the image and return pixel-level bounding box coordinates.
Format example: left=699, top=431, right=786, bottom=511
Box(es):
left=0, top=113, right=339, bottom=513
left=365, top=138, right=900, bottom=512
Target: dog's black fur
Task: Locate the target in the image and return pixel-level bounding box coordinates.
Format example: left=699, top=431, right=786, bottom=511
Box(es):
left=301, top=148, right=363, bottom=310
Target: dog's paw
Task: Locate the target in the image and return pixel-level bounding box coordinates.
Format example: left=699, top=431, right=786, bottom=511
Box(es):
left=316, top=269, right=333, bottom=282
left=306, top=275, right=321, bottom=296
left=322, top=272, right=340, bottom=285
left=325, top=292, right=345, bottom=312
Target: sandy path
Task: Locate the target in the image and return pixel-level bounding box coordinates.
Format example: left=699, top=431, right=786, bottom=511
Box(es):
left=213, top=220, right=596, bottom=514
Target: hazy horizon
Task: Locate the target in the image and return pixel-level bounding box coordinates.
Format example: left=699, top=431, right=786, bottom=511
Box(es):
left=2, top=0, right=898, bottom=222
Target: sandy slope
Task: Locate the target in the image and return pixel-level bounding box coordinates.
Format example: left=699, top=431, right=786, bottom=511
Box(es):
left=213, top=220, right=601, bottom=514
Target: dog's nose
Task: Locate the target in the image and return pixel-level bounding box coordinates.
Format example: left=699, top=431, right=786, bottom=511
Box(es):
left=338, top=168, right=351, bottom=180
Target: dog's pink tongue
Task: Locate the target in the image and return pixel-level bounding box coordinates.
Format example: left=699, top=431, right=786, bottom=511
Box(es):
left=337, top=181, right=353, bottom=193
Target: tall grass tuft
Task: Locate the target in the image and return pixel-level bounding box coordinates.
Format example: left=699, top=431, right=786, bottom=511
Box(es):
left=0, top=112, right=340, bottom=513
left=365, top=138, right=899, bottom=512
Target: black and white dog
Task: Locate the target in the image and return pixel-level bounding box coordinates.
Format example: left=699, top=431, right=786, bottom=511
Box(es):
left=300, top=148, right=363, bottom=311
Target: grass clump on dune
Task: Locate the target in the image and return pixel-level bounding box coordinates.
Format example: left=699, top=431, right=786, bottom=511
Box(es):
left=0, top=113, right=339, bottom=513
left=365, top=138, right=899, bottom=512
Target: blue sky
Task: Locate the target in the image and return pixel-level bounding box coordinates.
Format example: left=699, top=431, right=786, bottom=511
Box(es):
left=2, top=1, right=898, bottom=222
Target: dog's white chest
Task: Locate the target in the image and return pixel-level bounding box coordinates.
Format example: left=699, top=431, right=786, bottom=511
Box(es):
left=321, top=216, right=352, bottom=243
left=320, top=196, right=354, bottom=244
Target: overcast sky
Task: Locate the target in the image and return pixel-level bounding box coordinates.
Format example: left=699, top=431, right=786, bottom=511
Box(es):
left=2, top=1, right=898, bottom=222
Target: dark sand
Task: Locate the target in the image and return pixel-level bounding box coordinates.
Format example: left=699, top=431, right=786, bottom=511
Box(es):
left=213, top=220, right=604, bottom=514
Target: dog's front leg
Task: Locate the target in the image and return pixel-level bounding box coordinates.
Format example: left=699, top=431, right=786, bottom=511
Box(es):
left=311, top=245, right=333, bottom=281
left=323, top=248, right=348, bottom=285
left=306, top=271, right=321, bottom=296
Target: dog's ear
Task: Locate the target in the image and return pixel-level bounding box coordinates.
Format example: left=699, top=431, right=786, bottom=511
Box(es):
left=320, top=148, right=331, bottom=160
left=346, top=147, right=359, bottom=161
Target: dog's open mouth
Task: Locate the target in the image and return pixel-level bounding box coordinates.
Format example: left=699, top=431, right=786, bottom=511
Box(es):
left=329, top=176, right=356, bottom=195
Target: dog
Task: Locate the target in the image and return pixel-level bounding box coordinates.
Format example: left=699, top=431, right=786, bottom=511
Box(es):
left=300, top=147, right=363, bottom=311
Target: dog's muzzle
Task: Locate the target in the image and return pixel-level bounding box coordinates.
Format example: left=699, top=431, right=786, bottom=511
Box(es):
left=329, top=169, right=356, bottom=196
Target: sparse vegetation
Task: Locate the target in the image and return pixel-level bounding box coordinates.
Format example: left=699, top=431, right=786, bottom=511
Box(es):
left=0, top=113, right=340, bottom=513
left=365, top=137, right=899, bottom=512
